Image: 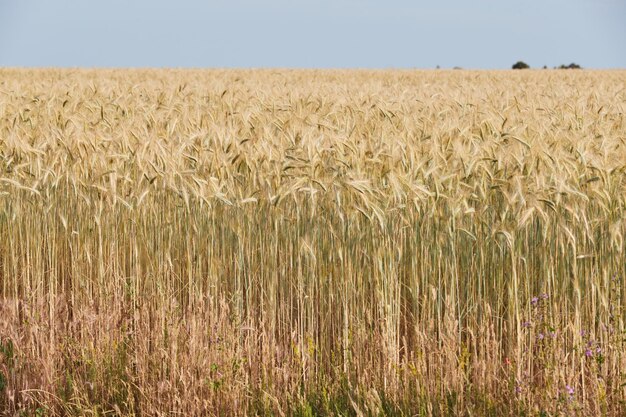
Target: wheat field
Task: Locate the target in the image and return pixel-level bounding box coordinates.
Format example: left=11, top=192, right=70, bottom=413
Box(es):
left=0, top=69, right=625, bottom=416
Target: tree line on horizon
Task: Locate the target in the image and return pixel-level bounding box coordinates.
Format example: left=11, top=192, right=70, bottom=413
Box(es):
left=435, top=62, right=583, bottom=70
left=512, top=61, right=582, bottom=69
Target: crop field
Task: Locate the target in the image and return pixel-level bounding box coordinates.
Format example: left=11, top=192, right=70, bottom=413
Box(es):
left=0, top=69, right=625, bottom=416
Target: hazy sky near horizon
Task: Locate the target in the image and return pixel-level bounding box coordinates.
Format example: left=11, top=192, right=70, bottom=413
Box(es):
left=0, top=0, right=624, bottom=69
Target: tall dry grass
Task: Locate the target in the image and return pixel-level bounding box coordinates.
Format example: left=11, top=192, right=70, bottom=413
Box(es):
left=0, top=69, right=625, bottom=416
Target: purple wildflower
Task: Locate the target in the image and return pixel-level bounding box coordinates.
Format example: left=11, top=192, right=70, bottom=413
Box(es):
left=566, top=385, right=574, bottom=396
left=585, top=348, right=593, bottom=357
left=538, top=333, right=545, bottom=340
left=531, top=297, right=539, bottom=305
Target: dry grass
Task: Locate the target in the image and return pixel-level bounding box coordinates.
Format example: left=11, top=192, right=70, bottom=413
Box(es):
left=0, top=68, right=625, bottom=416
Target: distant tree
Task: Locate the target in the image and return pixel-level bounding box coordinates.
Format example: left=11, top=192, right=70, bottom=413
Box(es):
left=556, top=63, right=582, bottom=69
left=512, top=61, right=530, bottom=69
left=453, top=66, right=463, bottom=70
left=543, top=65, right=548, bottom=69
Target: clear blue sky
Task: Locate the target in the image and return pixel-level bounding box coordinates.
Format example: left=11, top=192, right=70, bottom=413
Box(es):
left=0, top=0, right=624, bottom=69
